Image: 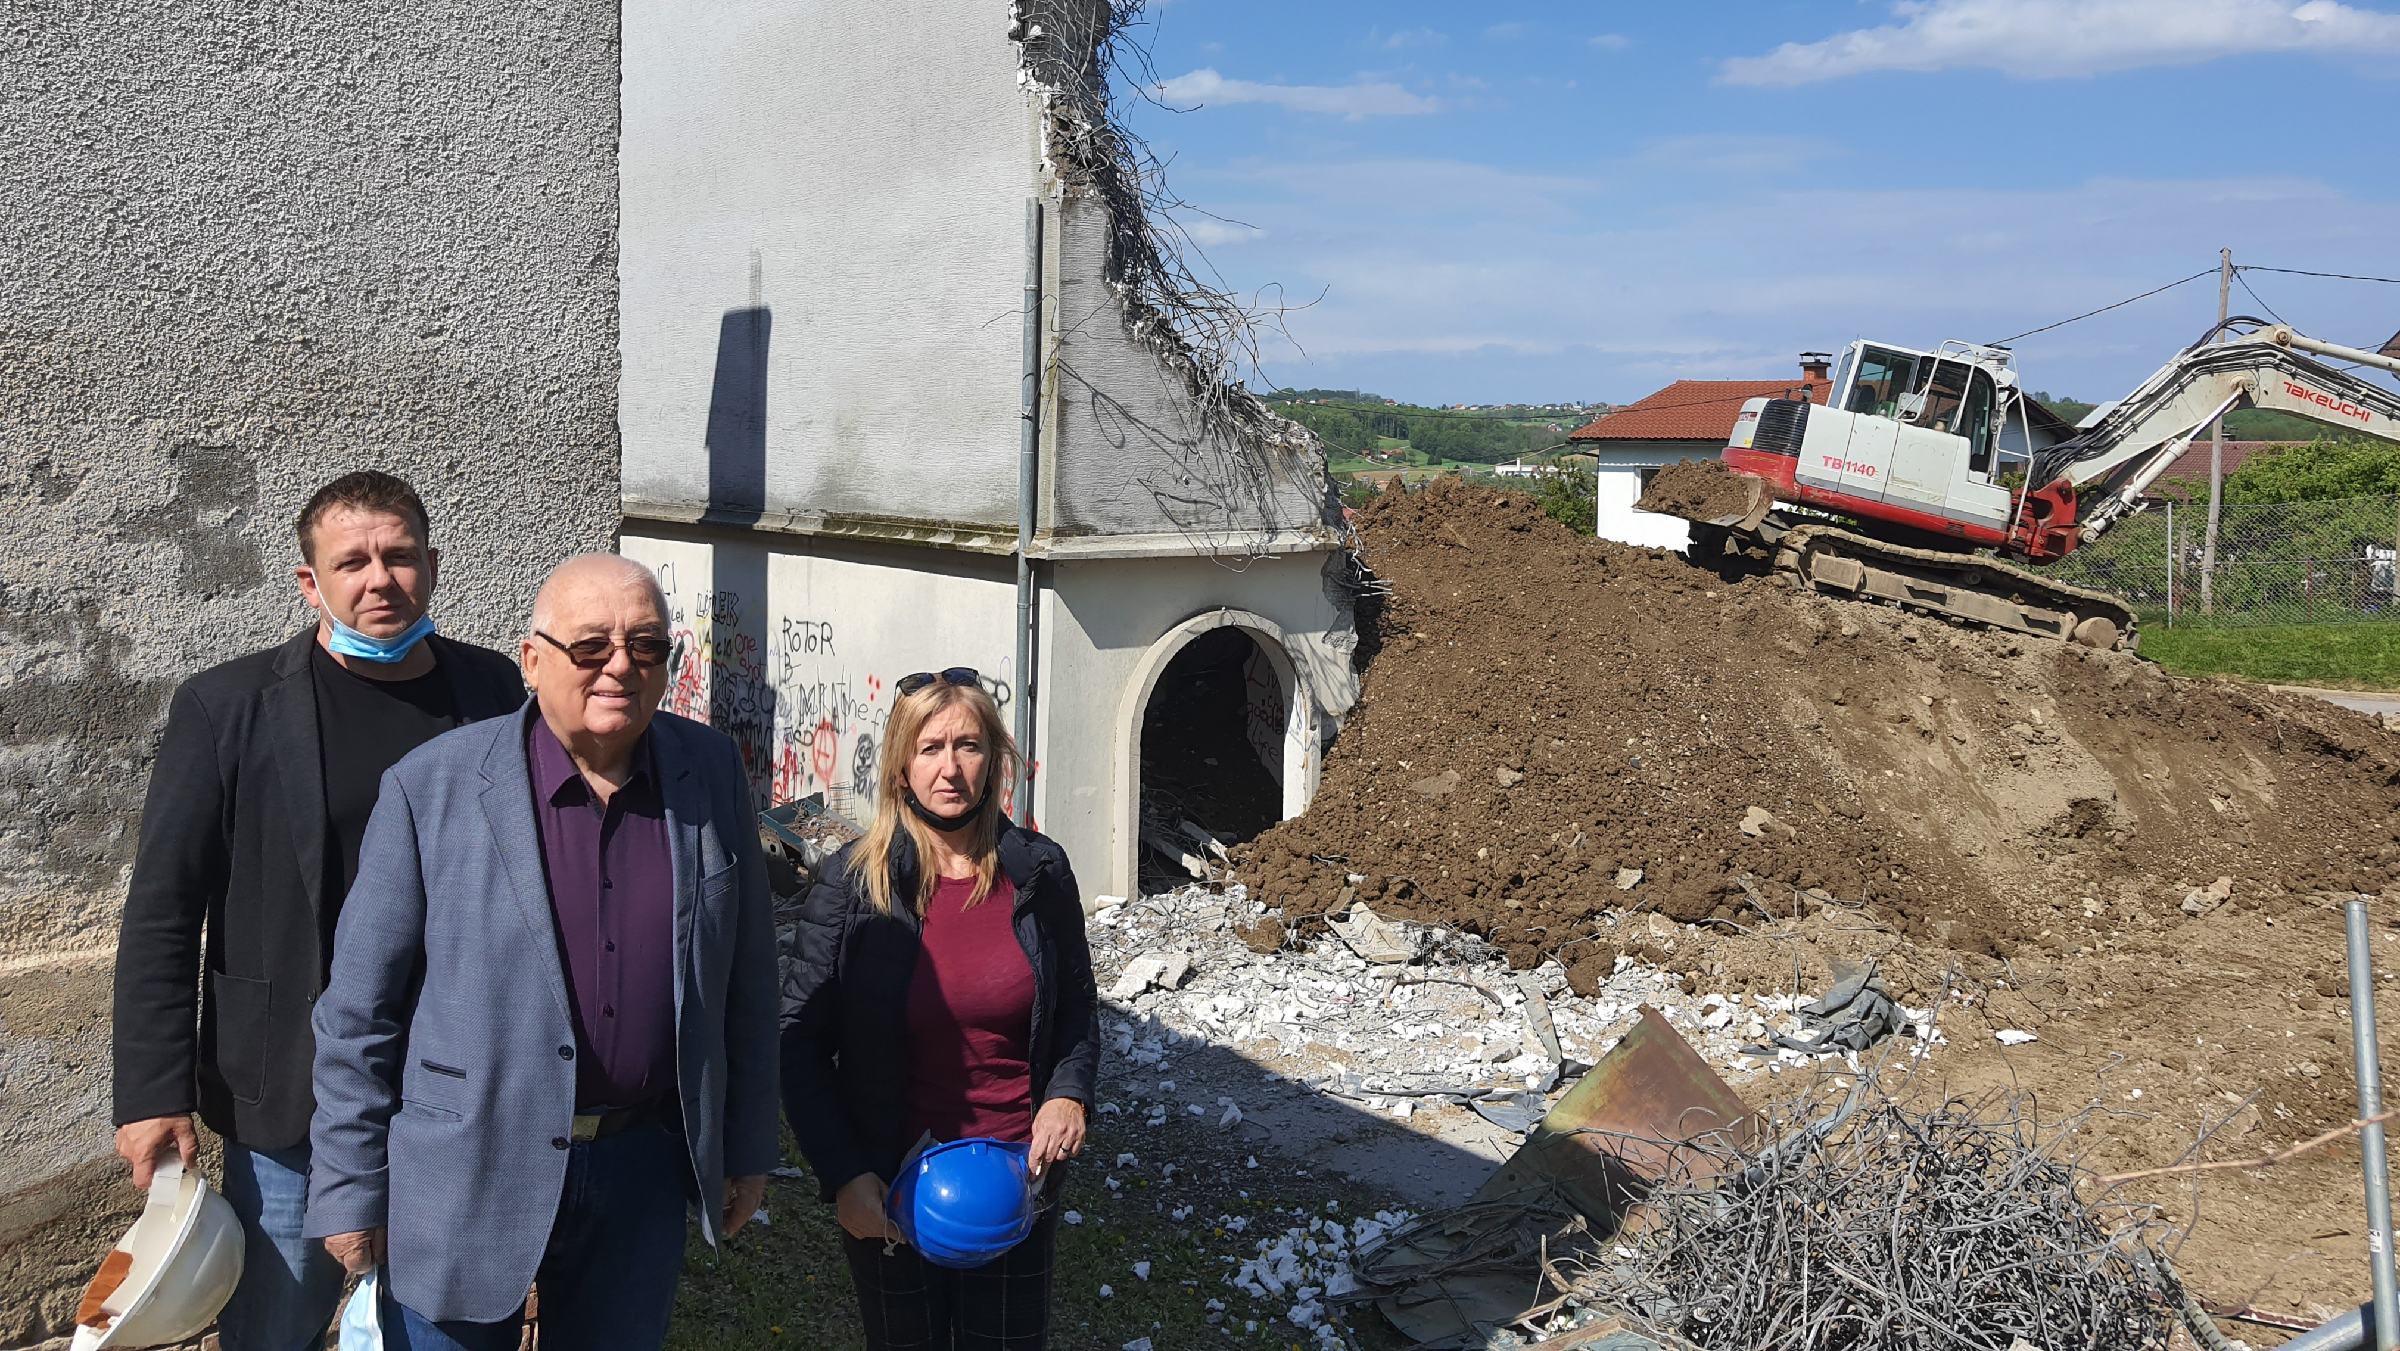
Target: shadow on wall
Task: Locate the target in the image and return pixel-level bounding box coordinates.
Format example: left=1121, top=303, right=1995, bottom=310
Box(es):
left=707, top=306, right=774, bottom=803
left=706, top=306, right=770, bottom=525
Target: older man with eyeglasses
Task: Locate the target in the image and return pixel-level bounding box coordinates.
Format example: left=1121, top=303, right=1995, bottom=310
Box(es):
left=305, top=552, right=778, bottom=1350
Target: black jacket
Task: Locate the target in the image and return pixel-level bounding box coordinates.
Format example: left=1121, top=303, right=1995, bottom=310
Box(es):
left=779, top=823, right=1100, bottom=1200
left=111, top=628, right=524, bottom=1148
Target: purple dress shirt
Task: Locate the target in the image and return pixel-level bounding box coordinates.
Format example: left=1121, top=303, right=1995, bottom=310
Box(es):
left=527, top=717, right=677, bottom=1110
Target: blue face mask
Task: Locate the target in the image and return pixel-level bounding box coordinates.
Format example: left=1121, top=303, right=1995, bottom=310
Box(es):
left=325, top=612, right=437, bottom=664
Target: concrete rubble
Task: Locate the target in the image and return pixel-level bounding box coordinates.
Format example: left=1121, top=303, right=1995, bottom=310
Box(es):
left=1082, top=882, right=1946, bottom=1348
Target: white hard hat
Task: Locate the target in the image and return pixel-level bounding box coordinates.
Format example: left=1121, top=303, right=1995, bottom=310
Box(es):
left=69, top=1157, right=245, bottom=1349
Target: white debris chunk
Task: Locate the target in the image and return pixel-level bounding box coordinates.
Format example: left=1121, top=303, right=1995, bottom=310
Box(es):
left=1996, top=1029, right=2039, bottom=1046
left=1108, top=951, right=1193, bottom=1000
left=1327, top=901, right=1423, bottom=964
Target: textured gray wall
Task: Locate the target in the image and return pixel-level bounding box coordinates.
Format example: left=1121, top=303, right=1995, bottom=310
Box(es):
left=0, top=4, right=620, bottom=1341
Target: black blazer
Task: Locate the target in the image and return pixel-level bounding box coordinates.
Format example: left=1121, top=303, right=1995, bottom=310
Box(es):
left=111, top=628, right=525, bottom=1149
left=779, top=823, right=1100, bottom=1200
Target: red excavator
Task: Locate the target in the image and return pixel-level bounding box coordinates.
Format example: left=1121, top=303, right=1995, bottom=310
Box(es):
left=1645, top=319, right=2400, bottom=648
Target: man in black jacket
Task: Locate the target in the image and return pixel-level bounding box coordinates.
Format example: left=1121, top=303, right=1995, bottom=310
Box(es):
left=111, top=470, right=526, bottom=1351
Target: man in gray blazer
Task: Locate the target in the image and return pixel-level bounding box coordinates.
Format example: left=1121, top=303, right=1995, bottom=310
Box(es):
left=305, top=553, right=778, bottom=1349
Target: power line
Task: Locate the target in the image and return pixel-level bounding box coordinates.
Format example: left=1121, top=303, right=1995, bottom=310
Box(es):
left=2240, top=265, right=2400, bottom=286
left=1987, top=269, right=2216, bottom=346
left=2233, top=269, right=2290, bottom=327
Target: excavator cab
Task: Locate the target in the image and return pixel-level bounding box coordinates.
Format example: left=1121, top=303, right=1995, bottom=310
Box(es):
left=1833, top=341, right=2005, bottom=476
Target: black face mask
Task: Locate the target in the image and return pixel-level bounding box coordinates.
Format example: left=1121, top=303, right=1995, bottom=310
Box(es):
left=903, top=788, right=983, bottom=832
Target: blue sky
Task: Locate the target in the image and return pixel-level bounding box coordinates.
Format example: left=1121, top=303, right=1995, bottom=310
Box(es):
left=1117, top=0, right=2400, bottom=406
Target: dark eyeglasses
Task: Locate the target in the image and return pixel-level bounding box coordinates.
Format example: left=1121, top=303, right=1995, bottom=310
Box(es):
left=537, top=630, right=674, bottom=670
left=895, top=667, right=980, bottom=697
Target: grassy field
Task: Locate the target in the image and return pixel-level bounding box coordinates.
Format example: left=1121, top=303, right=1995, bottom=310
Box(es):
left=1327, top=443, right=1501, bottom=480
left=2139, top=620, right=2400, bottom=689
left=665, top=1128, right=1412, bottom=1350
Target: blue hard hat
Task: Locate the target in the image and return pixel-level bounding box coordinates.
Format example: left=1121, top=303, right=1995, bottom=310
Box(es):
left=886, top=1138, right=1037, bottom=1270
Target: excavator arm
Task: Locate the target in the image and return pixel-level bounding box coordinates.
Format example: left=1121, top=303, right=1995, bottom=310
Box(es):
left=2021, top=319, right=2400, bottom=553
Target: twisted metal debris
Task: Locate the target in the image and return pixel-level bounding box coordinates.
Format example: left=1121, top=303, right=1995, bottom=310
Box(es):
left=1570, top=1078, right=2182, bottom=1351
left=1011, top=0, right=1316, bottom=466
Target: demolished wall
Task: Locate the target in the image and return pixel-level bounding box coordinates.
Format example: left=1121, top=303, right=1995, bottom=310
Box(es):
left=0, top=5, right=621, bottom=1339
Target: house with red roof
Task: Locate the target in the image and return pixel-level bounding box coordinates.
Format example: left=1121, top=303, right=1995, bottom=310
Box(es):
left=1568, top=357, right=1835, bottom=547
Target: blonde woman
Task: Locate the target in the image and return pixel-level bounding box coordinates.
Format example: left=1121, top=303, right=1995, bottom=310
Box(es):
left=780, top=668, right=1097, bottom=1350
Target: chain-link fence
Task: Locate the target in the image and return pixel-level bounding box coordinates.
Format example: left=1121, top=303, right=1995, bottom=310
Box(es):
left=2049, top=492, right=2400, bottom=626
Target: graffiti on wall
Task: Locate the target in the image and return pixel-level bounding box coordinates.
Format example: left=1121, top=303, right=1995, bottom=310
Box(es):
left=650, top=559, right=1032, bottom=825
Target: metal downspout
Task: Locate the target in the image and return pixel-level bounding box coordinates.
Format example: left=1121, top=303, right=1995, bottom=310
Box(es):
left=1014, top=197, right=1043, bottom=827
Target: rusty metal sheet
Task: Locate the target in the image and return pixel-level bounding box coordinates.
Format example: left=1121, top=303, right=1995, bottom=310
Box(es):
left=1471, top=1006, right=1756, bottom=1229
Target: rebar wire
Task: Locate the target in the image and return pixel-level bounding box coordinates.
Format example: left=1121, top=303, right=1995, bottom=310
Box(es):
left=1433, top=1070, right=2189, bottom=1351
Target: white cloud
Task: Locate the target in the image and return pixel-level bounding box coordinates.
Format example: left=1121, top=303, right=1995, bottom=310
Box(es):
left=1221, top=166, right=2400, bottom=401
left=1378, top=27, right=1446, bottom=49
left=1588, top=33, right=1632, bottom=50
left=1482, top=21, right=1531, bottom=41
left=1179, top=219, right=1265, bottom=248
left=1722, top=0, right=2400, bottom=84
left=1153, top=68, right=1440, bottom=119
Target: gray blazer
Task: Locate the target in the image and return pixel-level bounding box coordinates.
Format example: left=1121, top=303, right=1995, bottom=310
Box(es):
left=304, top=703, right=780, bottom=1324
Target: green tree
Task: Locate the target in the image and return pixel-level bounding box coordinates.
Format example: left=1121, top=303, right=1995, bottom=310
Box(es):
left=2222, top=438, right=2400, bottom=504
left=1534, top=468, right=1598, bottom=533
left=2224, top=408, right=2334, bottom=440
left=1278, top=403, right=1378, bottom=456
left=2033, top=391, right=2097, bottom=425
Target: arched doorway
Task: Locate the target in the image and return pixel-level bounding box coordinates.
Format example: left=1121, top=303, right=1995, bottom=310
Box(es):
left=1115, top=610, right=1318, bottom=895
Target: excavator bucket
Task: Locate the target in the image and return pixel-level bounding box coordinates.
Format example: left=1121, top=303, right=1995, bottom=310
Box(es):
left=1472, top=1006, right=1757, bottom=1225
left=1633, top=461, right=1773, bottom=532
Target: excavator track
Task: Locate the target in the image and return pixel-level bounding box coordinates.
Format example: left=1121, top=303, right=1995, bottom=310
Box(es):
left=1762, top=522, right=2138, bottom=650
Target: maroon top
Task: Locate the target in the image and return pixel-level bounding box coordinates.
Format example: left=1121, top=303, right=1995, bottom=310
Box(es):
left=902, top=874, right=1036, bottom=1144
left=527, top=717, right=677, bottom=1110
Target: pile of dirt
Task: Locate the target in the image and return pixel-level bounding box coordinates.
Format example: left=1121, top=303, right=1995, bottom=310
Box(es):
left=1234, top=475, right=2400, bottom=1316
left=1633, top=456, right=1760, bottom=522
left=1244, top=477, right=2398, bottom=965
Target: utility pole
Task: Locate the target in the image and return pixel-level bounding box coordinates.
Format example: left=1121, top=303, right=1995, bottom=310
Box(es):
left=2200, top=248, right=2231, bottom=616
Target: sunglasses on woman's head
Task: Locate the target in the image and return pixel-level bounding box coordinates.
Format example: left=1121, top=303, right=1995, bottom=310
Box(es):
left=896, top=667, right=980, bottom=697
left=537, top=630, right=674, bottom=669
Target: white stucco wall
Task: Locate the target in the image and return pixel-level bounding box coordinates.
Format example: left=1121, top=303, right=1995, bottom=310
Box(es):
left=618, top=0, right=1036, bottom=527
left=1595, top=465, right=1696, bottom=549
left=620, top=531, right=1359, bottom=899
left=615, top=4, right=1361, bottom=901
left=1044, top=552, right=1359, bottom=896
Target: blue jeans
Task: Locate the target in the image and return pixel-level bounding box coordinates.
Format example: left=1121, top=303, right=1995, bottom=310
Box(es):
left=216, top=1140, right=348, bottom=1351
left=380, top=1120, right=691, bottom=1351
